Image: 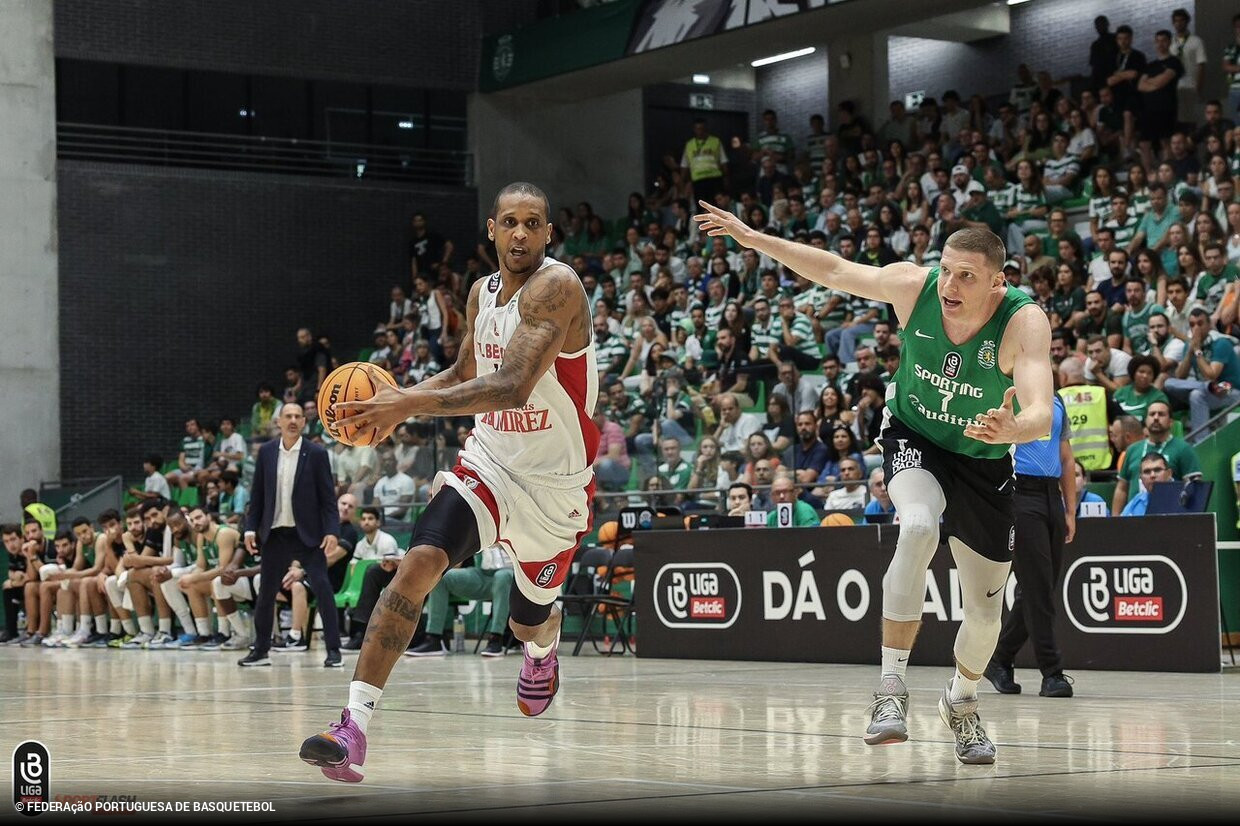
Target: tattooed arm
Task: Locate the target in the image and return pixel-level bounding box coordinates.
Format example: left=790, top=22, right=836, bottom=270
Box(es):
left=334, top=263, right=585, bottom=432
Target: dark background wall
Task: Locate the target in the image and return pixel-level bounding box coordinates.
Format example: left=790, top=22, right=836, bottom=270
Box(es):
left=54, top=0, right=539, bottom=87
left=57, top=162, right=478, bottom=479
left=51, top=0, right=540, bottom=479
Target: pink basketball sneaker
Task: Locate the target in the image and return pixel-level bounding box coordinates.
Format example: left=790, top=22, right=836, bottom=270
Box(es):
left=299, top=709, right=367, bottom=783
left=517, top=646, right=560, bottom=717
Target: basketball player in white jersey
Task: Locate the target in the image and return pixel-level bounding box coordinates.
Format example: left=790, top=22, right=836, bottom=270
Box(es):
left=299, top=182, right=599, bottom=783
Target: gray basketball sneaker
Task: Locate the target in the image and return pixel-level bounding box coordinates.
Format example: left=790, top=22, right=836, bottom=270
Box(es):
left=937, top=682, right=997, bottom=764
left=863, top=674, right=910, bottom=745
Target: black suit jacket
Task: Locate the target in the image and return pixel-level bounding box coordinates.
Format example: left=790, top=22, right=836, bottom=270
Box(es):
left=244, top=438, right=340, bottom=549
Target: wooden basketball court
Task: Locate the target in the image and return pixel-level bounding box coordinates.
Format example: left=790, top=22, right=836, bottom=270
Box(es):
left=4, top=649, right=1237, bottom=820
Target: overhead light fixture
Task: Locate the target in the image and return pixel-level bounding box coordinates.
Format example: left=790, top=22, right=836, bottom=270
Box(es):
left=397, top=120, right=414, bottom=129
left=692, top=74, right=710, bottom=84
left=1006, top=0, right=1032, bottom=6
left=751, top=47, right=815, bottom=68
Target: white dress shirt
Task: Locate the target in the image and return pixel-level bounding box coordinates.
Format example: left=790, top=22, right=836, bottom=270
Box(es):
left=272, top=437, right=303, bottom=529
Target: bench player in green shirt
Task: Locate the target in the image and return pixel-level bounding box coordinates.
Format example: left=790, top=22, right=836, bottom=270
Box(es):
left=696, top=202, right=1054, bottom=766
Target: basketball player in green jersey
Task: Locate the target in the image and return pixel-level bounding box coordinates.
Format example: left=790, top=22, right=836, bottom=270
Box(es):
left=178, top=508, right=249, bottom=647
left=695, top=201, right=1053, bottom=765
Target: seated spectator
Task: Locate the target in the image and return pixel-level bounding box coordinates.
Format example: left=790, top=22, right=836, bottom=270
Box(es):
left=1121, top=453, right=1172, bottom=516
left=765, top=474, right=821, bottom=527
left=816, top=384, right=852, bottom=433
left=1083, top=334, right=1132, bottom=392
left=822, top=457, right=868, bottom=511
left=688, top=435, right=729, bottom=504
left=331, top=439, right=379, bottom=500
left=1114, top=355, right=1170, bottom=423
left=592, top=402, right=631, bottom=492
left=741, top=432, right=782, bottom=486
left=864, top=468, right=898, bottom=523
left=715, top=393, right=764, bottom=454
left=384, top=285, right=413, bottom=331
left=342, top=543, right=404, bottom=651
left=218, top=470, right=249, bottom=522
left=725, top=481, right=753, bottom=516
left=371, top=453, right=417, bottom=524
left=250, top=382, right=282, bottom=438
left=213, top=417, right=247, bottom=472
left=411, top=545, right=515, bottom=658
left=656, top=437, right=693, bottom=494
left=165, top=418, right=208, bottom=493
left=760, top=395, right=796, bottom=456
left=850, top=373, right=888, bottom=451
left=1075, top=291, right=1124, bottom=350
left=1112, top=401, right=1201, bottom=512
left=404, top=339, right=441, bottom=386
left=785, top=411, right=830, bottom=498
left=2, top=524, right=31, bottom=643
left=128, top=455, right=171, bottom=503
left=816, top=425, right=867, bottom=487
left=1073, top=460, right=1110, bottom=516
left=1163, top=307, right=1240, bottom=435
left=771, top=361, right=821, bottom=419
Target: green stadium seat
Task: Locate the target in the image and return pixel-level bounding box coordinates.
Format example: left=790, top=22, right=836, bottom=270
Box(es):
left=334, top=558, right=378, bottom=610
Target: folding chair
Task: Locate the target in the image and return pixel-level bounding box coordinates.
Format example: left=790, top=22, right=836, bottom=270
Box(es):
left=557, top=545, right=613, bottom=655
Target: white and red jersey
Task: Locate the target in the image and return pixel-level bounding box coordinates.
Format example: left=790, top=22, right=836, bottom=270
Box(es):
left=468, top=258, right=600, bottom=480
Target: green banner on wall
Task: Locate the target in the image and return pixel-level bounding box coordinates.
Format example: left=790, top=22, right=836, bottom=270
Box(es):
left=479, top=0, right=642, bottom=93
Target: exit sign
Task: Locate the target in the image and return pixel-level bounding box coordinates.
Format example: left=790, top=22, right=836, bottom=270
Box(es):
left=689, top=93, right=714, bottom=110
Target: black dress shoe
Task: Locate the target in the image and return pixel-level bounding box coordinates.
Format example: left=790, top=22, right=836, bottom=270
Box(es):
left=238, top=650, right=272, bottom=667
left=1039, top=672, right=1074, bottom=697
left=323, top=649, right=343, bottom=668
left=984, top=661, right=1021, bottom=694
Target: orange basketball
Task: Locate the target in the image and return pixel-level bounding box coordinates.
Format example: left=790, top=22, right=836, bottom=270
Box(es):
left=820, top=512, right=856, bottom=527
left=317, top=362, right=398, bottom=447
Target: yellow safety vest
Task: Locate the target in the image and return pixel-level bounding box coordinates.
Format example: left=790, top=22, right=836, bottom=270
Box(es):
left=683, top=135, right=725, bottom=182
left=24, top=502, right=57, bottom=536
left=1058, top=385, right=1109, bottom=471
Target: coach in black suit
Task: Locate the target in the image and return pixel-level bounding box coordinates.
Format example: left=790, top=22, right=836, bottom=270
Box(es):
left=239, top=403, right=343, bottom=667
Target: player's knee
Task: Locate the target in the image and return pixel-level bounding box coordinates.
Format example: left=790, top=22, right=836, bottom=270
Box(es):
left=894, top=503, right=938, bottom=553
left=393, top=545, right=450, bottom=587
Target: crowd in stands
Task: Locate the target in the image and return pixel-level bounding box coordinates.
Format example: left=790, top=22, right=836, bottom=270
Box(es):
left=4, top=9, right=1238, bottom=651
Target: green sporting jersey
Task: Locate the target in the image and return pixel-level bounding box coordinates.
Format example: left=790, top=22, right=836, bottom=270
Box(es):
left=886, top=268, right=1034, bottom=459
left=200, top=527, right=239, bottom=569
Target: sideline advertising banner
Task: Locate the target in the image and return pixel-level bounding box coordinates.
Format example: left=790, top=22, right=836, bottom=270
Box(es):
left=634, top=515, right=1218, bottom=672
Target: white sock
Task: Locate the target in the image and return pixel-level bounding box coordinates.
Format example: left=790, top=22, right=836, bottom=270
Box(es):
left=95, top=615, right=107, bottom=634
left=137, top=615, right=154, bottom=635
left=524, top=631, right=559, bottom=660
left=158, top=617, right=172, bottom=635
left=949, top=668, right=980, bottom=703
left=881, top=646, right=911, bottom=679
left=226, top=612, right=251, bottom=639
left=122, top=617, right=137, bottom=635
left=289, top=629, right=303, bottom=642
left=174, top=609, right=195, bottom=636
left=79, top=614, right=91, bottom=634
left=59, top=615, right=73, bottom=635
left=108, top=617, right=120, bottom=635
left=347, top=681, right=384, bottom=734
left=195, top=617, right=211, bottom=637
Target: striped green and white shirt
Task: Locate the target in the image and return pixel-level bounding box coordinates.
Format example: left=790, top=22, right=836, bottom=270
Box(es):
left=1127, top=186, right=1151, bottom=217
left=750, top=317, right=780, bottom=356
left=1104, top=215, right=1140, bottom=248
left=1226, top=43, right=1240, bottom=89
left=1012, top=185, right=1047, bottom=225
left=1043, top=154, right=1080, bottom=187
left=988, top=182, right=1020, bottom=214
left=771, top=313, right=818, bottom=357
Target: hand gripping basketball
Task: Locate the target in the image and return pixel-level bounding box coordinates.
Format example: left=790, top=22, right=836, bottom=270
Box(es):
left=330, top=379, right=407, bottom=441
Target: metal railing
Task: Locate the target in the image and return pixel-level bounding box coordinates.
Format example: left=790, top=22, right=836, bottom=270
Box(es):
left=57, top=122, right=473, bottom=186
left=42, top=476, right=124, bottom=526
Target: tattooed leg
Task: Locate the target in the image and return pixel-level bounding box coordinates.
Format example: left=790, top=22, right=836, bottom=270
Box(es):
left=353, top=545, right=449, bottom=688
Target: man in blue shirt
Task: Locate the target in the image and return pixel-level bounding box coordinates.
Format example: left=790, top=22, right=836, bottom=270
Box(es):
left=863, top=468, right=897, bottom=523
left=786, top=412, right=830, bottom=507
left=986, top=394, right=1075, bottom=699
left=1163, top=308, right=1240, bottom=436
left=1121, top=453, right=1171, bottom=516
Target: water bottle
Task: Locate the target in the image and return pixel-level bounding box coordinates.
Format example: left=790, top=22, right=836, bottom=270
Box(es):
left=452, top=614, right=465, bottom=653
